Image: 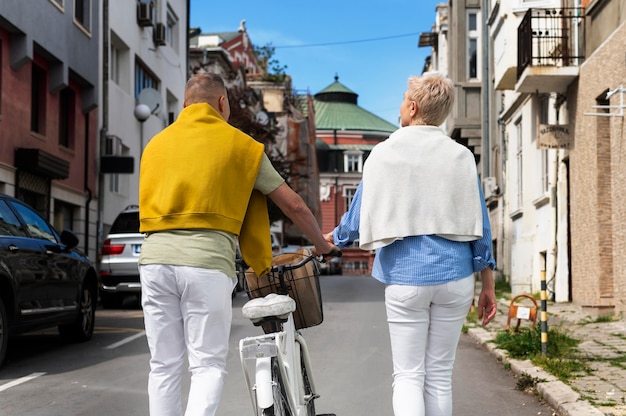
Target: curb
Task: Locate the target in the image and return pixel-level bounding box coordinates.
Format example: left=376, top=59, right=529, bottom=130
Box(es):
left=466, top=327, right=605, bottom=416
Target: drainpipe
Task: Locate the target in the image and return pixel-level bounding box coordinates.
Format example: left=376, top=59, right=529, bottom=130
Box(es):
left=97, top=0, right=110, bottom=262
left=482, top=0, right=490, bottom=178
left=333, top=129, right=338, bottom=227
left=84, top=112, right=91, bottom=255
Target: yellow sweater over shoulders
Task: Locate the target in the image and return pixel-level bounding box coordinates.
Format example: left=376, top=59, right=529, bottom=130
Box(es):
left=139, top=103, right=272, bottom=275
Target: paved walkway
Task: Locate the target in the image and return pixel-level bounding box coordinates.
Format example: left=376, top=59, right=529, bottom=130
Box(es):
left=466, top=291, right=626, bottom=416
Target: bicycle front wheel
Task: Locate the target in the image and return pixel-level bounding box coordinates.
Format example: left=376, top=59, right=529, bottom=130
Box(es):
left=261, top=358, right=292, bottom=416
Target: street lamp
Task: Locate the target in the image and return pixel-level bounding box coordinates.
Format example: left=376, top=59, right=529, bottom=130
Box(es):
left=134, top=103, right=151, bottom=122
left=134, top=103, right=151, bottom=152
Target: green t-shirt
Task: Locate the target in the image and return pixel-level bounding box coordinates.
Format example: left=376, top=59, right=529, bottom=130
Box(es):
left=139, top=153, right=284, bottom=278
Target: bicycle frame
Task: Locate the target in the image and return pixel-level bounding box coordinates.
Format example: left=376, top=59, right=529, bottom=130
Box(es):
left=239, top=311, right=318, bottom=416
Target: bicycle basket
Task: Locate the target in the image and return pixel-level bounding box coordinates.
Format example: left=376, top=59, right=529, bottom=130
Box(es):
left=245, top=248, right=323, bottom=330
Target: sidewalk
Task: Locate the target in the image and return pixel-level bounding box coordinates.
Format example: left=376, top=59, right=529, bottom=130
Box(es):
left=465, top=293, right=626, bottom=416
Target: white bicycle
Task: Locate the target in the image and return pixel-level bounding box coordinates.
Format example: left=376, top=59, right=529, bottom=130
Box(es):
left=238, top=249, right=339, bottom=416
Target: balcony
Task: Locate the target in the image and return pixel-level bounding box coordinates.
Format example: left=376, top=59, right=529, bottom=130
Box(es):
left=516, top=8, right=585, bottom=94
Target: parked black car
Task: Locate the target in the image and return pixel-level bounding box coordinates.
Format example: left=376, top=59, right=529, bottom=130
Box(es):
left=0, top=193, right=98, bottom=367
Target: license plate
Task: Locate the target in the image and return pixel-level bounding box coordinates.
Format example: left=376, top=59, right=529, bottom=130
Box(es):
left=133, top=245, right=142, bottom=254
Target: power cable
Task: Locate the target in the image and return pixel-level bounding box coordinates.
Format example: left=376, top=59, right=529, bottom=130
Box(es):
left=274, top=32, right=422, bottom=49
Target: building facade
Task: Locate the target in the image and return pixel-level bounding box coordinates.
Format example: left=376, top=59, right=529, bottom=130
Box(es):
left=570, top=0, right=626, bottom=314
left=0, top=0, right=99, bottom=259
left=99, top=0, right=188, bottom=249
left=422, top=0, right=626, bottom=314
left=315, top=77, right=398, bottom=273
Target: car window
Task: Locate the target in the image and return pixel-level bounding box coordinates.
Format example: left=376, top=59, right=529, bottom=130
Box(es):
left=0, top=200, right=28, bottom=237
left=9, top=201, right=58, bottom=243
left=110, top=212, right=140, bottom=234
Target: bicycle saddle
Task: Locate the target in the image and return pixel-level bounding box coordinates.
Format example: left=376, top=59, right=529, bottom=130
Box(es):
left=242, top=293, right=296, bottom=323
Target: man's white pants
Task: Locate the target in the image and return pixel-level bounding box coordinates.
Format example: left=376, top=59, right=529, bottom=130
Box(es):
left=140, top=264, right=236, bottom=416
left=385, top=275, right=474, bottom=416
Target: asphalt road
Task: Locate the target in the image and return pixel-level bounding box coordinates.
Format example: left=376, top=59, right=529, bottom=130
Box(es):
left=0, top=273, right=555, bottom=415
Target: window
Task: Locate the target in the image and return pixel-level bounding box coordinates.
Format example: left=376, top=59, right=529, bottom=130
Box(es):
left=111, top=43, right=120, bottom=85
left=10, top=200, right=57, bottom=242
left=54, top=200, right=75, bottom=232
left=538, top=94, right=550, bottom=195
left=110, top=32, right=130, bottom=92
left=74, top=0, right=91, bottom=32
left=105, top=135, right=125, bottom=193
left=515, top=118, right=523, bottom=210
left=467, top=11, right=481, bottom=80
left=166, top=5, right=179, bottom=53
left=0, top=200, right=27, bottom=237
left=59, top=87, right=76, bottom=148
left=135, top=60, right=159, bottom=98
left=344, top=187, right=357, bottom=212
left=343, top=151, right=363, bottom=173
left=539, top=94, right=550, bottom=125
left=540, top=148, right=549, bottom=194
left=31, top=64, right=47, bottom=135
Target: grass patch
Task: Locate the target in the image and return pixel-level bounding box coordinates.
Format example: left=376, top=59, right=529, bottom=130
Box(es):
left=493, top=323, right=589, bottom=381
left=495, top=279, right=511, bottom=299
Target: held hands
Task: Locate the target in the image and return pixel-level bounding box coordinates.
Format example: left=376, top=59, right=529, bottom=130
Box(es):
left=313, top=231, right=341, bottom=259
left=312, top=241, right=341, bottom=258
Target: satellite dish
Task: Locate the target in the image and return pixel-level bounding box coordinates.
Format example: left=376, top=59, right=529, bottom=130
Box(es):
left=255, top=110, right=270, bottom=126
left=138, top=88, right=163, bottom=115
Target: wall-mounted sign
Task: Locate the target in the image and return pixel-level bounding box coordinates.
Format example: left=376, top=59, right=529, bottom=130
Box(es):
left=538, top=124, right=572, bottom=149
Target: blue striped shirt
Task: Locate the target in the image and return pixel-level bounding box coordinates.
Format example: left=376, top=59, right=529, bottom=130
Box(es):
left=332, top=181, right=496, bottom=286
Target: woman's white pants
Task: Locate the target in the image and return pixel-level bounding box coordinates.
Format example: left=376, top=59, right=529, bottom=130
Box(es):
left=385, top=275, right=475, bottom=416
left=140, top=264, right=236, bottom=416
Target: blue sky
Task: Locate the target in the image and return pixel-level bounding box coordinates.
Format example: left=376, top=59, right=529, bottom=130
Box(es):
left=189, top=1, right=441, bottom=125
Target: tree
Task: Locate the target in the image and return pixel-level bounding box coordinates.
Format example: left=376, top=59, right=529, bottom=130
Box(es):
left=254, top=43, right=288, bottom=83
left=227, top=86, right=303, bottom=225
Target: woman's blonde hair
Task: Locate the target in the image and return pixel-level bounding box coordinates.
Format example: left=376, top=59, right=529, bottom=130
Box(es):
left=407, top=72, right=454, bottom=126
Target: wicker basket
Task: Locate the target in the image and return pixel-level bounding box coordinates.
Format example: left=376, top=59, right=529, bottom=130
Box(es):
left=245, top=248, right=323, bottom=330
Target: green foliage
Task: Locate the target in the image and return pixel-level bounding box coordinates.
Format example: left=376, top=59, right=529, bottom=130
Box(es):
left=254, top=43, right=288, bottom=83
left=494, top=278, right=511, bottom=299
left=494, top=323, right=589, bottom=381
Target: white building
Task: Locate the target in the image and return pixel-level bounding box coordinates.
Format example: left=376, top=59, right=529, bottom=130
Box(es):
left=98, top=0, right=188, bottom=243
left=489, top=0, right=581, bottom=302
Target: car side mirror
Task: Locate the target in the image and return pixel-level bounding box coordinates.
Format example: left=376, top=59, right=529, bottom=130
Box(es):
left=60, top=229, right=79, bottom=249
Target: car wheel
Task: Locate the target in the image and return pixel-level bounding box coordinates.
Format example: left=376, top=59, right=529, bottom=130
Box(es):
left=59, top=282, right=96, bottom=342
left=0, top=297, right=8, bottom=368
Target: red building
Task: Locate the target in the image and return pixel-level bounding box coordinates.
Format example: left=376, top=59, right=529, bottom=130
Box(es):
left=314, top=77, right=398, bottom=273
left=0, top=3, right=99, bottom=259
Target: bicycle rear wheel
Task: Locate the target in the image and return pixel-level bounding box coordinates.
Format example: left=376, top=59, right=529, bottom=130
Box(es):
left=300, top=352, right=316, bottom=416
left=261, top=358, right=292, bottom=416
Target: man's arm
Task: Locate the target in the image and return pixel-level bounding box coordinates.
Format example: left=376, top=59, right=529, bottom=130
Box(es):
left=268, top=183, right=336, bottom=255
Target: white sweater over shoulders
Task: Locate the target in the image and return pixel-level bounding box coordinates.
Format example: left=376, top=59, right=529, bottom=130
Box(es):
left=359, top=125, right=483, bottom=251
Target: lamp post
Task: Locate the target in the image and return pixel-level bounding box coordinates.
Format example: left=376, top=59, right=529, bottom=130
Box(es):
left=134, top=103, right=151, bottom=152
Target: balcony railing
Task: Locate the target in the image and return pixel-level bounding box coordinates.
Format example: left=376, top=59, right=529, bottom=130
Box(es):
left=517, top=8, right=585, bottom=78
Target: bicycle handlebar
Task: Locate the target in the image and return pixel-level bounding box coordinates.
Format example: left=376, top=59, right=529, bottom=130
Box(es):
left=270, top=249, right=342, bottom=273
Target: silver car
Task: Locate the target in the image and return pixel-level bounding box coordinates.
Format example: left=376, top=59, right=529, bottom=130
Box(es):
left=99, top=206, right=143, bottom=308
left=99, top=206, right=255, bottom=307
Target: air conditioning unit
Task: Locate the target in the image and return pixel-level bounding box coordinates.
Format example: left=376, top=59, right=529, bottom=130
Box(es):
left=137, top=1, right=154, bottom=27
left=154, top=23, right=166, bottom=46
left=482, top=177, right=498, bottom=199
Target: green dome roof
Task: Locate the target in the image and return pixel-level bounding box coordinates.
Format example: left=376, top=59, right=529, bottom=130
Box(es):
left=313, top=76, right=397, bottom=133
